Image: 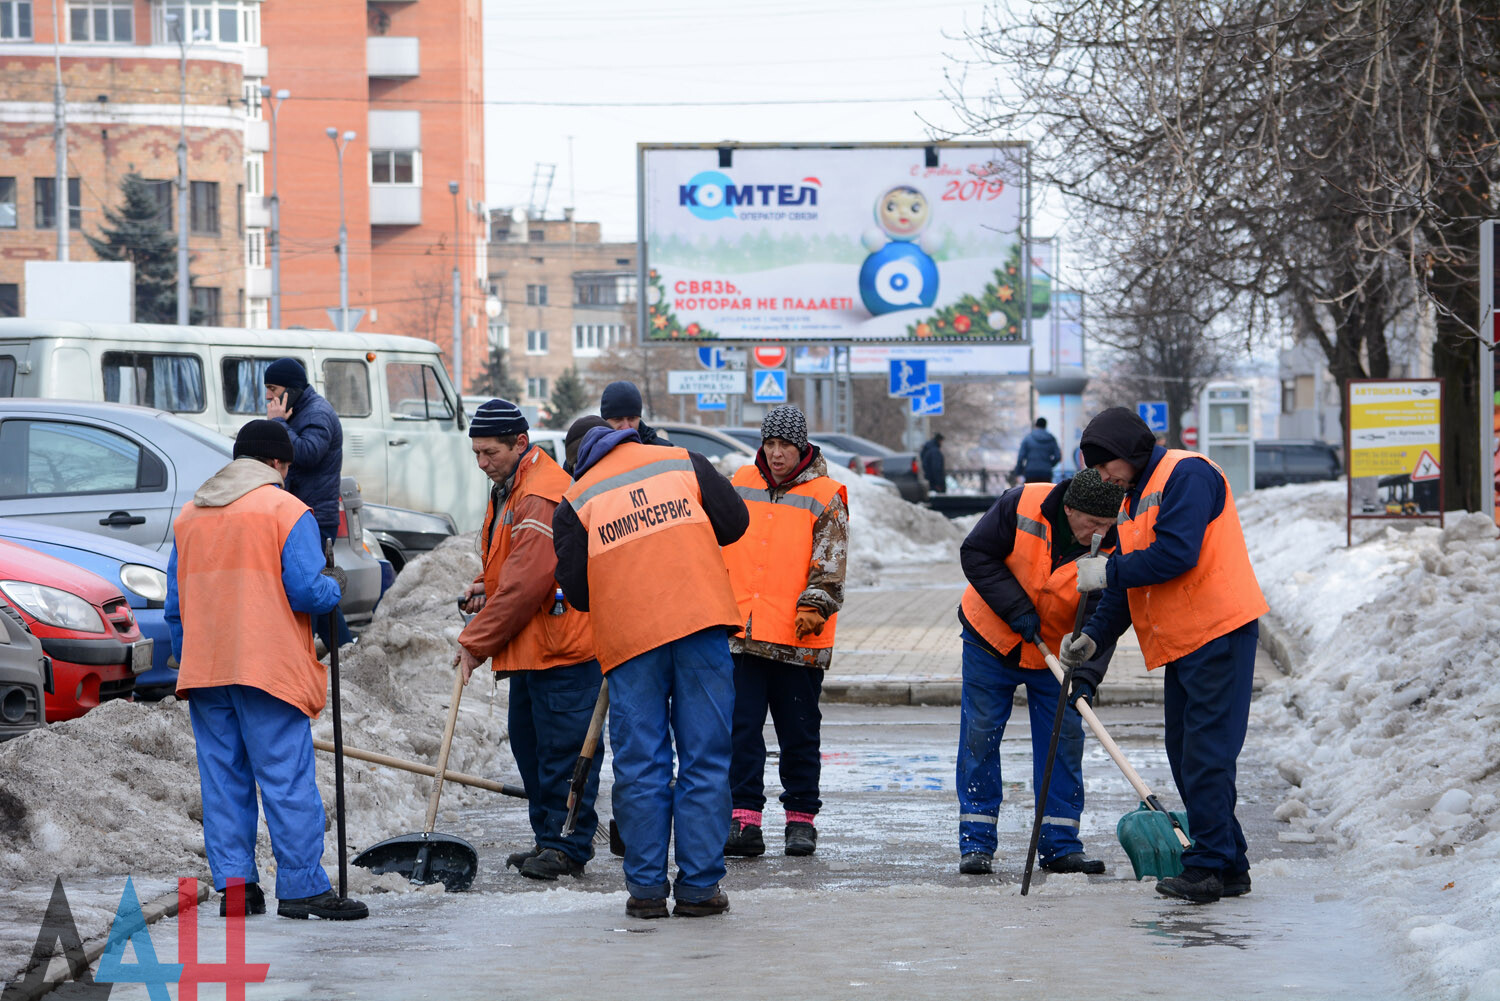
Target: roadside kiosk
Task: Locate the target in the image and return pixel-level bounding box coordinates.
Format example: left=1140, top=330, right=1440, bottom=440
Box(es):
left=1200, top=381, right=1255, bottom=498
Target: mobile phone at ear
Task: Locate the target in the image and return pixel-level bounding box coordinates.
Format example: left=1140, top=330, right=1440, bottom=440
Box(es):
left=283, top=385, right=304, bottom=409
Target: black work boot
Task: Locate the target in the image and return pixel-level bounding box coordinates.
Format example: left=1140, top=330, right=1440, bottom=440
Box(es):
left=219, top=882, right=265, bottom=917
left=724, top=819, right=766, bottom=857
left=626, top=896, right=669, bottom=919
left=673, top=892, right=730, bottom=917
left=1041, top=852, right=1106, bottom=875
left=506, top=845, right=541, bottom=870
left=784, top=821, right=818, bottom=857
left=959, top=852, right=993, bottom=875
left=1221, top=869, right=1252, bottom=897
left=277, top=891, right=369, bottom=920
left=519, top=848, right=585, bottom=881
left=1156, top=866, right=1223, bottom=903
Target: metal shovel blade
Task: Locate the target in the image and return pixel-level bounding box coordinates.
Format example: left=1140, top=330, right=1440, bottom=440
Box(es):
left=1116, top=803, right=1191, bottom=880
left=352, top=831, right=479, bottom=892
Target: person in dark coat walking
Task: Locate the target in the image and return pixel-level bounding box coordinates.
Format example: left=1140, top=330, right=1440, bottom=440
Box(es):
left=1012, top=418, right=1062, bottom=484
left=919, top=433, right=946, bottom=493
left=264, top=357, right=349, bottom=647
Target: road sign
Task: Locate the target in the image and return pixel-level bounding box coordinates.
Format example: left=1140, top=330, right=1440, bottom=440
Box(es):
left=752, top=369, right=788, bottom=404
left=325, top=307, right=364, bottom=332
left=1181, top=425, right=1198, bottom=448
left=753, top=345, right=787, bottom=367
left=911, top=382, right=943, bottom=416
left=697, top=347, right=726, bottom=369
left=696, top=393, right=727, bottom=412
left=668, top=370, right=746, bottom=395
left=1137, top=401, right=1169, bottom=434
left=888, top=359, right=927, bottom=398
left=1410, top=449, right=1441, bottom=481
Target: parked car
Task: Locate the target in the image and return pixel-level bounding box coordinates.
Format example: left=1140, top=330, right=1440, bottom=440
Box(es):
left=0, top=539, right=149, bottom=721
left=0, top=602, right=48, bottom=739
left=810, top=432, right=929, bottom=503
left=1254, top=439, right=1342, bottom=489
left=362, top=503, right=457, bottom=574
left=0, top=519, right=176, bottom=697
left=0, top=399, right=382, bottom=629
left=651, top=423, right=757, bottom=462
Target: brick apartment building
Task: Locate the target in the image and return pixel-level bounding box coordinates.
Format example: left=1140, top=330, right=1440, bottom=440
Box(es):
left=487, top=209, right=636, bottom=408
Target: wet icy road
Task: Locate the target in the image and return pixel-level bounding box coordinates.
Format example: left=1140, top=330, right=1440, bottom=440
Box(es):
left=48, top=703, right=1411, bottom=1001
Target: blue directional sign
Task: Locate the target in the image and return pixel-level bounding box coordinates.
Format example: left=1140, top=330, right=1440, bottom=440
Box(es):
left=889, top=359, right=928, bottom=398
left=696, top=393, right=727, bottom=412
left=1137, top=400, right=1169, bottom=434
left=911, top=382, right=944, bottom=416
left=752, top=369, right=788, bottom=404
left=698, top=346, right=726, bottom=370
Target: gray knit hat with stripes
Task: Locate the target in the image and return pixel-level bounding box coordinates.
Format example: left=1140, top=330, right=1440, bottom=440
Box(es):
left=1062, top=468, right=1126, bottom=519
left=469, top=398, right=528, bottom=438
left=760, top=405, right=808, bottom=450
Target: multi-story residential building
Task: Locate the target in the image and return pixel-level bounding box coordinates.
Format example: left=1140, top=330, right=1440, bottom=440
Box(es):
left=0, top=0, right=252, bottom=321
left=487, top=209, right=636, bottom=408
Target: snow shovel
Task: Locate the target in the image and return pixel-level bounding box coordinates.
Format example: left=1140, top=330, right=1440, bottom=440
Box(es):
left=352, top=660, right=480, bottom=891
left=1032, top=642, right=1192, bottom=880
left=560, top=681, right=607, bottom=840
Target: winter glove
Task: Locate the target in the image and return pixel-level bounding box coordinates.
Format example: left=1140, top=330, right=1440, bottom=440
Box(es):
left=794, top=607, right=827, bottom=639
left=1058, top=631, right=1097, bottom=669
left=1075, top=554, right=1109, bottom=593
left=1006, top=610, right=1041, bottom=645
left=321, top=566, right=348, bottom=594
left=1068, top=677, right=1096, bottom=707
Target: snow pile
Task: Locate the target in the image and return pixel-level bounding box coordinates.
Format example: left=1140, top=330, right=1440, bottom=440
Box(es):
left=1240, top=482, right=1500, bottom=999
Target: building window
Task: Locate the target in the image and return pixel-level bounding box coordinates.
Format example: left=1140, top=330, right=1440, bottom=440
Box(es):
left=156, top=0, right=256, bottom=46
left=245, top=229, right=264, bottom=268
left=370, top=150, right=419, bottom=185
left=528, top=228, right=544, bottom=243
left=572, top=323, right=629, bottom=356
left=0, top=178, right=15, bottom=229
left=34, top=178, right=80, bottom=230
left=525, top=284, right=547, bottom=306
left=525, top=329, right=547, bottom=355
left=0, top=2, right=32, bottom=40
left=487, top=321, right=507, bottom=350
left=69, top=0, right=132, bottom=42
left=242, top=79, right=262, bottom=120
left=246, top=297, right=269, bottom=330
left=244, top=154, right=263, bottom=198
left=189, top=181, right=219, bottom=235
left=0, top=284, right=17, bottom=318
left=146, top=178, right=173, bottom=230
left=191, top=286, right=220, bottom=326
left=526, top=376, right=548, bottom=401
left=575, top=275, right=636, bottom=306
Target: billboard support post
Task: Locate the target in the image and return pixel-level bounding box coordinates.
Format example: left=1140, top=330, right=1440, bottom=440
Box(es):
left=1024, top=144, right=1035, bottom=425
left=1481, top=221, right=1496, bottom=526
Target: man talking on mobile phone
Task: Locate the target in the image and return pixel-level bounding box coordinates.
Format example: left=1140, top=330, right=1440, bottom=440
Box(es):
left=264, top=356, right=349, bottom=648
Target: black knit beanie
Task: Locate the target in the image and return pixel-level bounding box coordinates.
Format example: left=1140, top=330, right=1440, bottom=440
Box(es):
left=600, top=381, right=643, bottom=420
left=264, top=357, right=308, bottom=392
left=564, top=415, right=609, bottom=472
left=1063, top=468, right=1127, bottom=519
left=233, top=419, right=294, bottom=462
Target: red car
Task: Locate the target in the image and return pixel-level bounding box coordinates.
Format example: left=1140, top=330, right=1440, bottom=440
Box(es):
left=0, top=539, right=150, bottom=722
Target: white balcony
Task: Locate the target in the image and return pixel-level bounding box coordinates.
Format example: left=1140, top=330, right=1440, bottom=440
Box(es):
left=366, top=36, right=419, bottom=78
left=368, top=109, right=421, bottom=150
left=245, top=267, right=272, bottom=298
left=370, top=186, right=422, bottom=226
left=244, top=118, right=269, bottom=153
left=245, top=196, right=270, bottom=229
left=243, top=46, right=268, bottom=78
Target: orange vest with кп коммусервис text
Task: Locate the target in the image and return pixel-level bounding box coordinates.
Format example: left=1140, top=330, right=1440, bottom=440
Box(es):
left=960, top=482, right=1113, bottom=671
left=1118, top=449, right=1268, bottom=668
left=563, top=442, right=740, bottom=672
left=173, top=483, right=327, bottom=718
left=720, top=463, right=845, bottom=650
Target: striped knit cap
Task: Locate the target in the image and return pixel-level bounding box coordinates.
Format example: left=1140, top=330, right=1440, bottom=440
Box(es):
left=760, top=404, right=808, bottom=450
left=468, top=398, right=529, bottom=438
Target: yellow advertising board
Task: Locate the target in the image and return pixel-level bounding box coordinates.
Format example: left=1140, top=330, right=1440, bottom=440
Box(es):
left=1348, top=380, right=1442, bottom=478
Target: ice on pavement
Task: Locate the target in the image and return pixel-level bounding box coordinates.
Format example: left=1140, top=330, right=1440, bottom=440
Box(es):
left=1239, top=481, right=1500, bottom=1000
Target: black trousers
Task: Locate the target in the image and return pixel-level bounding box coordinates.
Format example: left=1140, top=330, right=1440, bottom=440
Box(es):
left=729, top=652, right=824, bottom=816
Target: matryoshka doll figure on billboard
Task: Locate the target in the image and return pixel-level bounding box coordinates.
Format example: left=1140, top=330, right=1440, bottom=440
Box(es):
left=859, top=185, right=940, bottom=316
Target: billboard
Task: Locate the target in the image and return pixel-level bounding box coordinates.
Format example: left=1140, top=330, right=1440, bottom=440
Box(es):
left=1345, top=378, right=1444, bottom=540
left=640, top=143, right=1030, bottom=343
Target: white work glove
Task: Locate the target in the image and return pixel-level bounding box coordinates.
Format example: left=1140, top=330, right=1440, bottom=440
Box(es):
left=1058, top=632, right=1097, bottom=670
left=1075, top=554, right=1109, bottom=593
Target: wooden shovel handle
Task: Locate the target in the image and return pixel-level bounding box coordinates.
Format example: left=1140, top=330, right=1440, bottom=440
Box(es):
left=424, top=662, right=467, bottom=833
left=311, top=738, right=526, bottom=798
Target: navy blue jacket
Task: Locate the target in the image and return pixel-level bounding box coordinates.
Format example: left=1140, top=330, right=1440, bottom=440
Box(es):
left=919, top=438, right=945, bottom=490
left=274, top=386, right=344, bottom=530
left=1013, top=428, right=1062, bottom=480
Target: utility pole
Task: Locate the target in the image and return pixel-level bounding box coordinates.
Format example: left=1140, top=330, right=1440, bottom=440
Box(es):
left=165, top=13, right=197, bottom=325
left=326, top=128, right=356, bottom=331
left=261, top=86, right=290, bottom=328
left=51, top=1, right=66, bottom=261
left=449, top=180, right=462, bottom=390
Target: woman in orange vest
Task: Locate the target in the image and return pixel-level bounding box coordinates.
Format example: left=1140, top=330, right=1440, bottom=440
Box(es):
left=720, top=405, right=848, bottom=859
left=955, top=468, right=1124, bottom=876
left=1063, top=407, right=1269, bottom=904
left=455, top=400, right=598, bottom=882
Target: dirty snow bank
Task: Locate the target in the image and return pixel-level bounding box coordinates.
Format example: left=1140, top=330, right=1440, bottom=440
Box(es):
left=1240, top=481, right=1500, bottom=1000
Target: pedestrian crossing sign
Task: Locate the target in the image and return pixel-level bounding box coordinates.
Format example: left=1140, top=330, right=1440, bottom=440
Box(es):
left=752, top=369, right=788, bottom=403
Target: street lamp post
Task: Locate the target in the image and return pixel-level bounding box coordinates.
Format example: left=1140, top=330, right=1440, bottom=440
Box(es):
left=449, top=180, right=462, bottom=391
left=165, top=13, right=193, bottom=324
left=260, top=86, right=290, bottom=328
left=326, top=127, right=356, bottom=331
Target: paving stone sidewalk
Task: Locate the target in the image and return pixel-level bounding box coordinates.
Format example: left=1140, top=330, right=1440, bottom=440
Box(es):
left=824, top=561, right=1281, bottom=706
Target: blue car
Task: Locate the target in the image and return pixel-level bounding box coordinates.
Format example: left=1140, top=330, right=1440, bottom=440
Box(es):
left=0, top=519, right=176, bottom=696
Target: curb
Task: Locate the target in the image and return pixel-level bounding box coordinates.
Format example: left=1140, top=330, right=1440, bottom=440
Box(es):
left=821, top=678, right=1163, bottom=708
left=1256, top=615, right=1298, bottom=676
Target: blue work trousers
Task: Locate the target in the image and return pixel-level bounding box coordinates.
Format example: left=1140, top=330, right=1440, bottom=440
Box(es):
left=1165, top=620, right=1257, bottom=874
left=188, top=684, right=331, bottom=901
left=729, top=652, right=824, bottom=817
left=956, top=627, right=1085, bottom=863
left=606, top=627, right=735, bottom=904
left=508, top=659, right=604, bottom=863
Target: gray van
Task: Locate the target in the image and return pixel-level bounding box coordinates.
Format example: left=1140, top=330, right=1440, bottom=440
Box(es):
left=1254, top=439, right=1342, bottom=488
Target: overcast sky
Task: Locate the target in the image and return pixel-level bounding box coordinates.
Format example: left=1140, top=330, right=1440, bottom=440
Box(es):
left=480, top=0, right=1062, bottom=245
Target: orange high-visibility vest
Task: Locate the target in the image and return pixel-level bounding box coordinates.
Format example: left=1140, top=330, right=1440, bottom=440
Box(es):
left=960, top=483, right=1112, bottom=670
left=1118, top=450, right=1268, bottom=667
left=721, top=464, right=846, bottom=650
left=563, top=442, right=740, bottom=671
left=466, top=446, right=595, bottom=673
left=173, top=484, right=328, bottom=717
